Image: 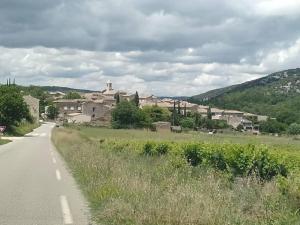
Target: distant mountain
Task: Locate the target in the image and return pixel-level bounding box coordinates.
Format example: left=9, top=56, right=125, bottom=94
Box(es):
left=189, top=68, right=300, bottom=125
left=40, top=86, right=95, bottom=93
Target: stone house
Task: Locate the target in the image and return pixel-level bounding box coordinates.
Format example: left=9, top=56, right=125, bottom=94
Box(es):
left=152, top=121, right=171, bottom=132
left=54, top=99, right=85, bottom=116
left=23, top=95, right=40, bottom=123
left=82, top=101, right=113, bottom=123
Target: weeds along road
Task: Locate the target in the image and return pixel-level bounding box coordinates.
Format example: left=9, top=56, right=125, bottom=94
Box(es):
left=0, top=123, right=90, bottom=225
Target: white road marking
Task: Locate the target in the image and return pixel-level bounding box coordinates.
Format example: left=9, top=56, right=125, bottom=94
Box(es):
left=52, top=157, right=57, bottom=164
left=56, top=169, right=61, bottom=181
left=60, top=195, right=74, bottom=224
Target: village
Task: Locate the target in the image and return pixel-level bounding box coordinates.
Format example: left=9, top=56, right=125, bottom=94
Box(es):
left=42, top=81, right=268, bottom=133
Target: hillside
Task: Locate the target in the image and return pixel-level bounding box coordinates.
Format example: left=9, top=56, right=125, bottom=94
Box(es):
left=189, top=68, right=300, bottom=125
left=40, top=86, right=94, bottom=93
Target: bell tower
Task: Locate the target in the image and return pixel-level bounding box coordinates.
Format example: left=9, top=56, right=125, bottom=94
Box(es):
left=106, top=80, right=113, bottom=91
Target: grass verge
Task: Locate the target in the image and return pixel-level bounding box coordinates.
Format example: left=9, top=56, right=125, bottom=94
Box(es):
left=0, top=138, right=10, bottom=145
left=53, top=127, right=300, bottom=225
left=5, top=121, right=40, bottom=136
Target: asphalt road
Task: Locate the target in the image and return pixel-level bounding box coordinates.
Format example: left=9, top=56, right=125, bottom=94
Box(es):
left=0, top=123, right=90, bottom=225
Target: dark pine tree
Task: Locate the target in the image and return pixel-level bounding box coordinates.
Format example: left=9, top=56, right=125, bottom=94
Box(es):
left=115, top=93, right=120, bottom=104
left=134, top=91, right=139, bottom=107
left=177, top=101, right=181, bottom=115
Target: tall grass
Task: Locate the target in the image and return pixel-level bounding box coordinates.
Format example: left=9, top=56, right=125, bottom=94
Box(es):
left=7, top=121, right=40, bottom=136
left=53, top=128, right=300, bottom=225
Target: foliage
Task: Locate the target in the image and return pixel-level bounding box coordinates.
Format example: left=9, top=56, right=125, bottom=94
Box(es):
left=9, top=121, right=40, bottom=136
left=183, top=143, right=204, bottom=166
left=112, top=101, right=147, bottom=129
left=0, top=85, right=31, bottom=129
left=287, top=123, right=300, bottom=135
left=114, top=93, right=120, bottom=104
left=63, top=91, right=82, bottom=99
left=47, top=105, right=59, bottom=120
left=259, top=119, right=287, bottom=134
left=142, top=142, right=169, bottom=156
left=180, top=117, right=195, bottom=129
left=141, top=105, right=170, bottom=123
left=133, top=91, right=139, bottom=107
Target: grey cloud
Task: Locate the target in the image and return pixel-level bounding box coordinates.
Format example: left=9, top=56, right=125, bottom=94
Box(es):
left=1, top=1, right=300, bottom=95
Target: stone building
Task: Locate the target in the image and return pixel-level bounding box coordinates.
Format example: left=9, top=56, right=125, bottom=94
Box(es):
left=23, top=95, right=40, bottom=123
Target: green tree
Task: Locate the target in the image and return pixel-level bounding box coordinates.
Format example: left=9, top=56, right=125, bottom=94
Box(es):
left=287, top=123, right=300, bottom=135
left=180, top=117, right=195, bottom=129
left=115, top=93, right=120, bottom=104
left=133, top=91, right=139, bottom=107
left=207, top=106, right=212, bottom=120
left=0, top=85, right=31, bottom=129
left=64, top=92, right=81, bottom=99
left=142, top=105, right=170, bottom=123
left=259, top=119, right=286, bottom=134
left=112, top=101, right=146, bottom=129
left=177, top=101, right=181, bottom=115
left=47, top=105, right=59, bottom=120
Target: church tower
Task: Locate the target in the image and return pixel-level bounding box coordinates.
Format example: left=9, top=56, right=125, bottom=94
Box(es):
left=106, top=80, right=113, bottom=91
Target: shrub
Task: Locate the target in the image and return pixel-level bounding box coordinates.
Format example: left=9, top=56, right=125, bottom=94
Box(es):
left=155, top=143, right=169, bottom=155
left=143, top=142, right=156, bottom=156
left=287, top=123, right=300, bottom=135
left=250, top=149, right=288, bottom=180
left=183, top=143, right=204, bottom=166
left=180, top=118, right=195, bottom=129
left=208, top=151, right=227, bottom=171
left=226, top=147, right=253, bottom=176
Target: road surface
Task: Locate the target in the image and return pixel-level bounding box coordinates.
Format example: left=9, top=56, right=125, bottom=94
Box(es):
left=0, top=123, right=90, bottom=225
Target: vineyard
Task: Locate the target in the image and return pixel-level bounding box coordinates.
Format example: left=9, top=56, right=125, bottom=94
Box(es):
left=53, top=126, right=300, bottom=225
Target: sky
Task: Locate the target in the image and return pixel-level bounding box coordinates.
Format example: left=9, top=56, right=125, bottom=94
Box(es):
left=0, top=0, right=300, bottom=96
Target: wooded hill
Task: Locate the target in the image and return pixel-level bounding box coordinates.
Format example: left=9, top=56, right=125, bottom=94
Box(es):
left=189, top=68, right=300, bottom=125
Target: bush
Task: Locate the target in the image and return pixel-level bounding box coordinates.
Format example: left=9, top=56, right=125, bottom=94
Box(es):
left=143, top=142, right=169, bottom=156
left=287, top=123, right=300, bottom=135
left=180, top=117, right=195, bottom=129
left=208, top=151, right=227, bottom=171
left=183, top=143, right=204, bottom=166
left=143, top=142, right=156, bottom=156
left=155, top=143, right=169, bottom=155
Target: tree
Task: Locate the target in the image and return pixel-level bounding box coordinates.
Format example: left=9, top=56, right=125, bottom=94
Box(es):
left=207, top=106, right=212, bottom=120
left=111, top=101, right=146, bottom=129
left=180, top=117, right=195, bottom=129
left=133, top=91, right=139, bottom=107
left=64, top=92, right=81, bottom=99
left=194, top=112, right=201, bottom=127
left=287, top=123, right=300, bottom=135
left=177, top=101, right=181, bottom=115
left=142, top=105, right=170, bottom=123
left=259, top=119, right=286, bottom=134
left=115, top=93, right=120, bottom=104
left=0, top=85, right=30, bottom=129
left=47, top=105, right=59, bottom=120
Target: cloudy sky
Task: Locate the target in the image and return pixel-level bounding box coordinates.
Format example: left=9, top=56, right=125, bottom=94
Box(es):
left=0, top=0, right=300, bottom=96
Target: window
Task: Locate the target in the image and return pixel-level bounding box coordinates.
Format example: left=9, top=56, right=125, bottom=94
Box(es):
left=70, top=106, right=75, bottom=111
left=92, top=107, right=96, bottom=112
left=78, top=106, right=82, bottom=110
left=64, top=106, right=68, bottom=110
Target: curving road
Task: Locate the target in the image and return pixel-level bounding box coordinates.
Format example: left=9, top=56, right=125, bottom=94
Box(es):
left=0, top=123, right=90, bottom=225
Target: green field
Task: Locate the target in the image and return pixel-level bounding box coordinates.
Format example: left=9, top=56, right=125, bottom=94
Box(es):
left=53, top=126, right=300, bottom=225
